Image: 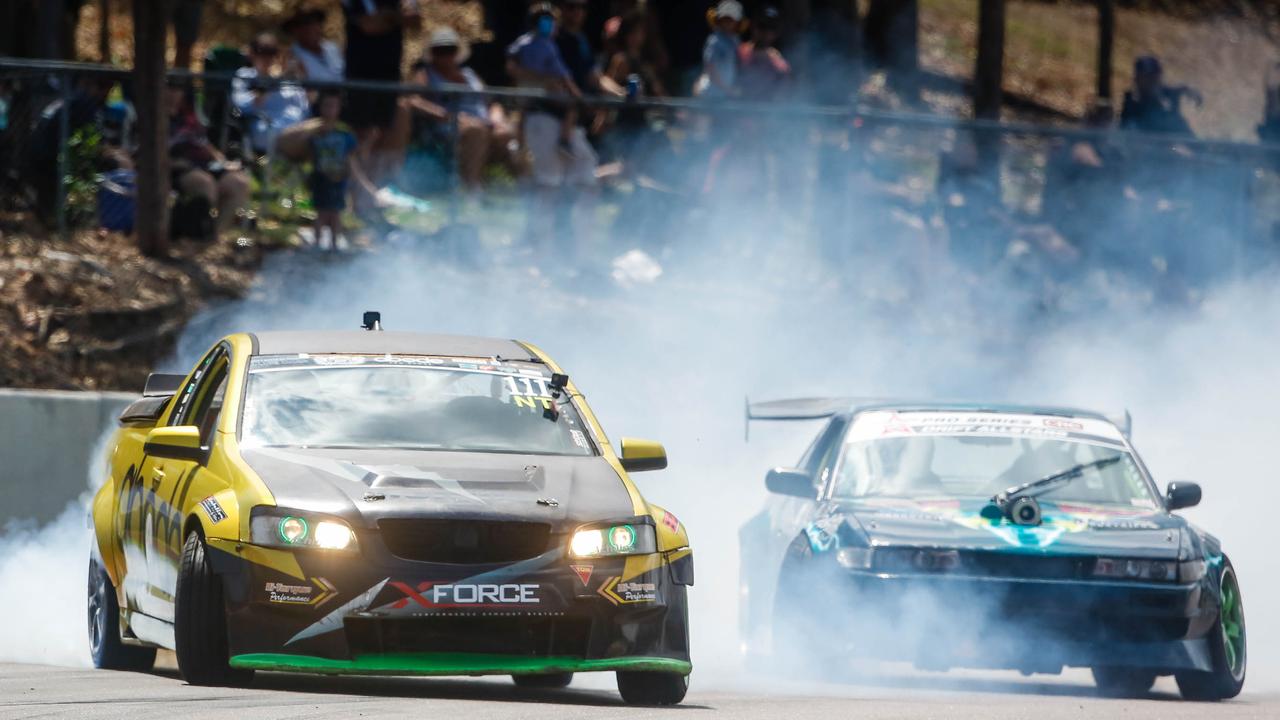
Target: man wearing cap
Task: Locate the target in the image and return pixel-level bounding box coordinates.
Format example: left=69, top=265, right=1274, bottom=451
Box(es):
left=283, top=9, right=344, bottom=83
left=1120, top=55, right=1198, bottom=137
left=411, top=27, right=523, bottom=190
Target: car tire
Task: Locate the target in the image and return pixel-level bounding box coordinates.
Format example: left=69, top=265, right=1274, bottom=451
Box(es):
left=1092, top=666, right=1157, bottom=697
left=511, top=672, right=573, bottom=689
left=616, top=671, right=688, bottom=706
left=88, top=558, right=157, bottom=671
left=1176, top=559, right=1246, bottom=701
left=175, top=530, right=253, bottom=687
left=772, top=538, right=837, bottom=669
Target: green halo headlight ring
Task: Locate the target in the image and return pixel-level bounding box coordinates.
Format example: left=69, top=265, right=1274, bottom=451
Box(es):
left=1220, top=568, right=1246, bottom=678
left=278, top=516, right=309, bottom=544
left=607, top=524, right=637, bottom=553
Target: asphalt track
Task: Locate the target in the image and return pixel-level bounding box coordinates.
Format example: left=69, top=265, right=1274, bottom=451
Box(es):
left=2, top=657, right=1277, bottom=719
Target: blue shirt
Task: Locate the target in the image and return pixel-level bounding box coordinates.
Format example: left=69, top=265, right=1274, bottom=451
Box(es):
left=697, top=29, right=739, bottom=99
left=507, top=32, right=570, bottom=85
left=310, top=126, right=358, bottom=183
left=232, top=67, right=311, bottom=153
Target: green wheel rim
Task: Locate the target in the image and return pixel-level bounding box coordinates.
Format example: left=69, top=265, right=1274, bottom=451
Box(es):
left=1220, top=568, right=1246, bottom=679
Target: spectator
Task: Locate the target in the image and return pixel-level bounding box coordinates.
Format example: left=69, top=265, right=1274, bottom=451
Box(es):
left=283, top=9, right=344, bottom=82
left=414, top=28, right=524, bottom=191
left=172, top=0, right=204, bottom=69
left=737, top=6, right=790, bottom=102
left=341, top=0, right=421, bottom=212
left=232, top=32, right=311, bottom=155
left=340, top=0, right=420, bottom=133
left=604, top=10, right=667, bottom=98
left=1043, top=100, right=1122, bottom=261
left=557, top=0, right=626, bottom=104
left=1259, top=61, right=1280, bottom=143
left=1120, top=55, right=1198, bottom=137
left=305, top=90, right=375, bottom=250
left=508, top=4, right=593, bottom=179
left=507, top=3, right=596, bottom=258
left=603, top=2, right=671, bottom=85
left=693, top=1, right=743, bottom=99
left=602, top=10, right=667, bottom=172
left=167, top=83, right=251, bottom=240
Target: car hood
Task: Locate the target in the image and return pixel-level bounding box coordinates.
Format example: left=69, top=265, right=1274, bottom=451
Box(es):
left=239, top=446, right=636, bottom=530
left=835, top=497, right=1183, bottom=558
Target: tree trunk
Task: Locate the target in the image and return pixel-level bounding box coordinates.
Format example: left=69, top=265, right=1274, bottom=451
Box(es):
left=974, top=0, right=1006, bottom=120
left=99, top=0, right=111, bottom=62
left=36, top=0, right=64, bottom=59
left=133, top=0, right=172, bottom=257
left=865, top=0, right=919, bottom=71
left=1096, top=0, right=1115, bottom=103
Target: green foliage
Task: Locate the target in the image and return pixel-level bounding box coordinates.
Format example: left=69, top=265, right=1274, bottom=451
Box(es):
left=63, top=125, right=103, bottom=229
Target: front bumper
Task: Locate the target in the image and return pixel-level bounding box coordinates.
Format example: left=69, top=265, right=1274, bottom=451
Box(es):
left=823, top=570, right=1215, bottom=673
left=207, top=537, right=693, bottom=676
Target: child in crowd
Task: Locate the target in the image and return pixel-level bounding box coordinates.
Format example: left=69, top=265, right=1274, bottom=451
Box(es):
left=307, top=90, right=375, bottom=250
left=694, top=0, right=743, bottom=99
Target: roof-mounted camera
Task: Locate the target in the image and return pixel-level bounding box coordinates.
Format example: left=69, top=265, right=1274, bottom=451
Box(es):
left=362, top=311, right=383, bottom=331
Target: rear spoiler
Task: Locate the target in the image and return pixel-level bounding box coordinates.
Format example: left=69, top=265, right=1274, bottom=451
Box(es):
left=744, top=396, right=865, bottom=441
left=1109, top=410, right=1133, bottom=440
left=745, top=397, right=1134, bottom=441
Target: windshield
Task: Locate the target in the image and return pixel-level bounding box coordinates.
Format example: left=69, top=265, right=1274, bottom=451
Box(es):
left=831, top=411, right=1158, bottom=509
left=239, top=355, right=596, bottom=456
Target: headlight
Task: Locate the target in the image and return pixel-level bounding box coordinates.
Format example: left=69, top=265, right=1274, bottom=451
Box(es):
left=250, top=509, right=357, bottom=551
left=569, top=522, right=656, bottom=558
left=836, top=547, right=873, bottom=570
left=1178, top=559, right=1207, bottom=583
left=1093, top=557, right=1176, bottom=582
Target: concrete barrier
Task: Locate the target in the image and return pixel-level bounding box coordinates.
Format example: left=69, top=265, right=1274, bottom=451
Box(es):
left=0, top=389, right=135, bottom=529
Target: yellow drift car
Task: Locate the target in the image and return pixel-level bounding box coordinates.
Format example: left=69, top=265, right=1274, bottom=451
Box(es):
left=88, top=317, right=693, bottom=705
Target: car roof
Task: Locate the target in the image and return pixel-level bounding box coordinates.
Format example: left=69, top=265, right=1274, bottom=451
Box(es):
left=248, top=331, right=533, bottom=360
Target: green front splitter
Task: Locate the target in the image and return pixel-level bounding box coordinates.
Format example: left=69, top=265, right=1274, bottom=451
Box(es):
left=229, top=652, right=692, bottom=677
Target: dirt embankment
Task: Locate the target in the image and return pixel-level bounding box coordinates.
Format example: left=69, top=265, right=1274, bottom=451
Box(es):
left=0, top=222, right=260, bottom=391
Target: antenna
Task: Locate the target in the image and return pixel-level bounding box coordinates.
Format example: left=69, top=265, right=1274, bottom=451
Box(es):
left=361, top=311, right=383, bottom=331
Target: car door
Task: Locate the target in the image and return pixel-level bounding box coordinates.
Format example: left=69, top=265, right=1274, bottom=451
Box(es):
left=141, top=346, right=231, bottom=622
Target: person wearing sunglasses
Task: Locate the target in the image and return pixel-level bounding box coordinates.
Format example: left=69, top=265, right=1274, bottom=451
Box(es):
left=232, top=32, right=311, bottom=156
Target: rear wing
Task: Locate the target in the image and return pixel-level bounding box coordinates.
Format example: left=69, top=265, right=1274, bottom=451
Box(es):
left=1109, top=410, right=1133, bottom=440
left=745, top=397, right=1134, bottom=441
left=744, top=396, right=864, bottom=441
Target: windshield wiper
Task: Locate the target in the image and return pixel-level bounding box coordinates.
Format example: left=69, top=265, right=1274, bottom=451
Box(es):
left=983, top=454, right=1126, bottom=521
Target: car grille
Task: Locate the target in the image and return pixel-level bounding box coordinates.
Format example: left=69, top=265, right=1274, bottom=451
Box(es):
left=345, top=615, right=591, bottom=657
left=874, top=548, right=1092, bottom=580
left=377, top=518, right=552, bottom=564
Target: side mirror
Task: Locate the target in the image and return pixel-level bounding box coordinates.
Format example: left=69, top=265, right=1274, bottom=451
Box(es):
left=1166, top=481, right=1202, bottom=511
left=766, top=467, right=814, bottom=498
left=144, top=426, right=206, bottom=462
left=619, top=437, right=667, bottom=472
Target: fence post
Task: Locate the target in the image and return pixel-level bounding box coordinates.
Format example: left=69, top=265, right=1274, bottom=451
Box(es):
left=448, top=106, right=460, bottom=227
left=56, top=71, right=70, bottom=239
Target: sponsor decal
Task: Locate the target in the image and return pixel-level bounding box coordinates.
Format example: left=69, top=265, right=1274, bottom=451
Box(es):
left=570, top=564, right=593, bottom=586
left=264, top=577, right=337, bottom=606
left=390, top=581, right=541, bottom=609
left=598, top=576, right=658, bottom=605
left=1043, top=418, right=1085, bottom=431
left=199, top=496, right=227, bottom=523
left=661, top=511, right=679, bottom=532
